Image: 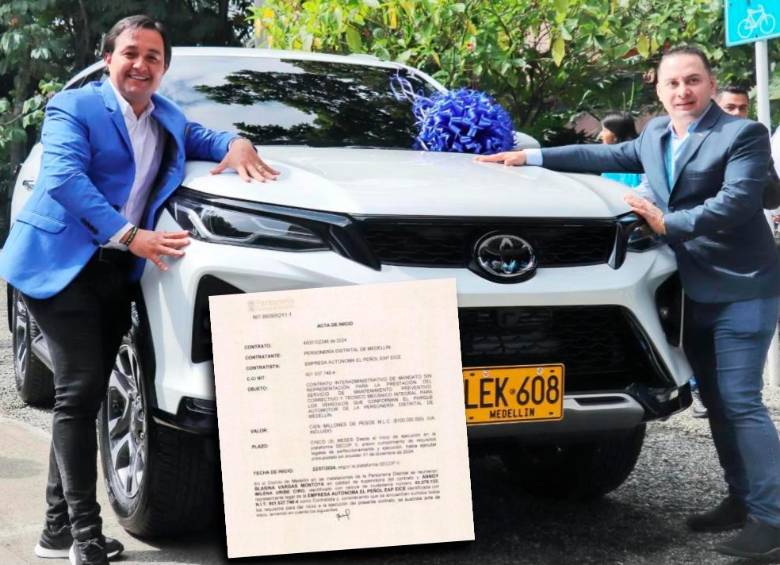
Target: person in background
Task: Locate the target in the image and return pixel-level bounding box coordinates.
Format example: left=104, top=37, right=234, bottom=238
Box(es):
left=716, top=85, right=780, bottom=237
left=599, top=112, right=643, bottom=188
left=717, top=85, right=750, bottom=119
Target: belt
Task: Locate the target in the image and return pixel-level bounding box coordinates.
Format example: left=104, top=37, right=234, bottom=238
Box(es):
left=89, top=247, right=134, bottom=268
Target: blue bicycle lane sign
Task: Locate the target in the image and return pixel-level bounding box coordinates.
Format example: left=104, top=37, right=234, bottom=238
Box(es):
left=725, top=0, right=780, bottom=46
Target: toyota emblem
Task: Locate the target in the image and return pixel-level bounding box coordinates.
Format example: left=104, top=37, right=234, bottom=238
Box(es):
left=472, top=233, right=537, bottom=283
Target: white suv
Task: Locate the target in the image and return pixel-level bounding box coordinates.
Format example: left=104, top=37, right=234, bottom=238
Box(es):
left=8, top=47, right=692, bottom=537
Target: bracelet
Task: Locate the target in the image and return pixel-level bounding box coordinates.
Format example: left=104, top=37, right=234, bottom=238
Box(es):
left=122, top=226, right=139, bottom=248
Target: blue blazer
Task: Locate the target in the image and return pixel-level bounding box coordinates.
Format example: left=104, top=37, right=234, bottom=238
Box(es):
left=0, top=80, right=235, bottom=299
left=541, top=104, right=780, bottom=303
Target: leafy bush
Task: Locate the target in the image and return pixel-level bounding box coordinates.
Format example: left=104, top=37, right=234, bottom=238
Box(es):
left=250, top=0, right=774, bottom=140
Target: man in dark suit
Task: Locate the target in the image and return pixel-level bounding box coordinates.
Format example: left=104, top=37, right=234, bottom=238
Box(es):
left=0, top=15, right=278, bottom=565
left=477, top=46, right=780, bottom=560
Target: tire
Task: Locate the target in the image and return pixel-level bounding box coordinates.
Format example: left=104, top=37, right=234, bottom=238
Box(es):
left=98, top=309, right=220, bottom=538
left=500, top=424, right=646, bottom=500
left=11, top=288, right=54, bottom=406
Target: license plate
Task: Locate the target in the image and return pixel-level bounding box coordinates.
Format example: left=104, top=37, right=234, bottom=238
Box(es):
left=463, top=364, right=565, bottom=424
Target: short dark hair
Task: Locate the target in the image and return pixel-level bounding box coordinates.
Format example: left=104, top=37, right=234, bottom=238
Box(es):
left=600, top=112, right=638, bottom=143
left=718, top=85, right=749, bottom=98
left=658, top=45, right=712, bottom=76
left=102, top=15, right=171, bottom=69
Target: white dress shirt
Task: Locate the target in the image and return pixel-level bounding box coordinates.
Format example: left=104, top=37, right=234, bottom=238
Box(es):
left=767, top=126, right=780, bottom=229
left=106, top=79, right=163, bottom=246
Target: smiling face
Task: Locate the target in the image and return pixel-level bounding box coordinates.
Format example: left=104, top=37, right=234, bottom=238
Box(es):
left=656, top=53, right=717, bottom=133
left=104, top=27, right=167, bottom=115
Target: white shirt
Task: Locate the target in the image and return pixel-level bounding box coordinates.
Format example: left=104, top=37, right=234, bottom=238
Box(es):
left=107, top=80, right=163, bottom=245
left=767, top=126, right=780, bottom=228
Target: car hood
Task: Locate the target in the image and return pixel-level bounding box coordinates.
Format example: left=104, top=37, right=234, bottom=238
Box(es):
left=182, top=147, right=633, bottom=218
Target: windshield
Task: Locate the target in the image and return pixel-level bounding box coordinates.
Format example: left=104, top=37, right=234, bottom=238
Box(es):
left=156, top=56, right=438, bottom=148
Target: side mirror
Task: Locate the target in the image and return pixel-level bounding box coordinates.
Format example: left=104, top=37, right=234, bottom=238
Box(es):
left=512, top=131, right=541, bottom=150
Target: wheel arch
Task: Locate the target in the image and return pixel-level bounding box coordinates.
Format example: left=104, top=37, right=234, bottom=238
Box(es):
left=130, top=292, right=158, bottom=408
left=7, top=283, right=13, bottom=333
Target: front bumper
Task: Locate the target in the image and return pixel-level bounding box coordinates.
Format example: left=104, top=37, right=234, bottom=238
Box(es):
left=154, top=382, right=692, bottom=438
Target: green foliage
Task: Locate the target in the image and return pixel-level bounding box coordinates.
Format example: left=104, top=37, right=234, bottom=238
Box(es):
left=0, top=79, right=61, bottom=147
left=249, top=0, right=777, bottom=140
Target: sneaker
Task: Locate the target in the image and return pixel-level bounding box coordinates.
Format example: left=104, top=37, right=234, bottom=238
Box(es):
left=68, top=537, right=114, bottom=565
left=35, top=524, right=124, bottom=560
left=691, top=389, right=708, bottom=418
left=34, top=523, right=72, bottom=558
left=715, top=516, right=780, bottom=559
left=686, top=496, right=748, bottom=532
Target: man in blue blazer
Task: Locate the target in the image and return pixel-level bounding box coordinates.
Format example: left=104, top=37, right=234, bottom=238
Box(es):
left=477, top=46, right=780, bottom=560
left=0, top=15, right=278, bottom=565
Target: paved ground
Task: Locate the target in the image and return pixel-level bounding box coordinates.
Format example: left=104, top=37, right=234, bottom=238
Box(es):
left=1, top=278, right=779, bottom=564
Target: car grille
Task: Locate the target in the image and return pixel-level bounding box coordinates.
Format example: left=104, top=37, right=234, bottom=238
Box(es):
left=458, top=305, right=671, bottom=392
left=356, top=219, right=616, bottom=267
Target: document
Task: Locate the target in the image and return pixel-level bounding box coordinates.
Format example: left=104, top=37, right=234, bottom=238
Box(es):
left=209, top=279, right=474, bottom=558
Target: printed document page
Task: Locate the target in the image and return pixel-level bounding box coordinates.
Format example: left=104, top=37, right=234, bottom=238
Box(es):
left=209, top=279, right=474, bottom=558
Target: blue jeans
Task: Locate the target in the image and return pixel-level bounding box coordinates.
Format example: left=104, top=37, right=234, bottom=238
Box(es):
left=684, top=295, right=780, bottom=526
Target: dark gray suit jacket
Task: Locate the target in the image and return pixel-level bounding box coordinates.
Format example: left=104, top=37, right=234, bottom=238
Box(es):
left=541, top=104, right=780, bottom=303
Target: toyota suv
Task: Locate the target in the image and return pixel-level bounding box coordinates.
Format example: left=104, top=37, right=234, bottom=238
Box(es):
left=8, top=47, right=692, bottom=537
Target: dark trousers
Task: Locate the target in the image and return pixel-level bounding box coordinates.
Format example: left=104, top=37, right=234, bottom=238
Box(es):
left=24, top=253, right=132, bottom=538
left=684, top=295, right=780, bottom=527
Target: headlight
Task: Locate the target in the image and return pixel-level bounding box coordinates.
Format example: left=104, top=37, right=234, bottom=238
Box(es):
left=620, top=213, right=663, bottom=252
left=168, top=191, right=329, bottom=251
left=609, top=213, right=663, bottom=269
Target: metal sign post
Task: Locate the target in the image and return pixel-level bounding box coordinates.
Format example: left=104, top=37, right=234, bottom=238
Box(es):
left=755, top=39, right=771, bottom=129
left=725, top=1, right=779, bottom=385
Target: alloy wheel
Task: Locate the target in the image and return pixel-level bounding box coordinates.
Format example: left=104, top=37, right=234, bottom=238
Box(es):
left=105, top=342, right=146, bottom=499
left=12, top=292, right=30, bottom=380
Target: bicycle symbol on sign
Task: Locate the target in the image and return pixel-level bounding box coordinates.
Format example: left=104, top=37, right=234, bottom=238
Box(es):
left=737, top=3, right=777, bottom=39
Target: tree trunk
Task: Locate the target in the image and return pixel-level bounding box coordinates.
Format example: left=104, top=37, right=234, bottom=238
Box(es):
left=8, top=53, right=32, bottom=189
left=2, top=54, right=33, bottom=242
